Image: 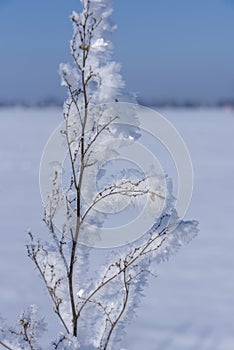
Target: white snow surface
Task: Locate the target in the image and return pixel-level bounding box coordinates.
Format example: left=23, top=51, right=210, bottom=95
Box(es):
left=0, top=107, right=234, bottom=349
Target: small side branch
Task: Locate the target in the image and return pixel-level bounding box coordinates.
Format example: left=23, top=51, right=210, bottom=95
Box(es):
left=103, top=269, right=130, bottom=350
left=0, top=341, right=15, bottom=350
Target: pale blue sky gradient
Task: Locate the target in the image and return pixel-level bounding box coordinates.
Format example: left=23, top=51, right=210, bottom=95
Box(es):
left=0, top=0, right=233, bottom=103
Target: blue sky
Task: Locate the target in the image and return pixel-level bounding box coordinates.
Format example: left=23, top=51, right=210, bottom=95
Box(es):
left=0, top=0, right=233, bottom=103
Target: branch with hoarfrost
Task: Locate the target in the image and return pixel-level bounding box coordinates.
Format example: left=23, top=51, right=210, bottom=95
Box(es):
left=0, top=306, right=46, bottom=350
left=73, top=212, right=198, bottom=349
left=26, top=234, right=70, bottom=335
left=0, top=0, right=198, bottom=349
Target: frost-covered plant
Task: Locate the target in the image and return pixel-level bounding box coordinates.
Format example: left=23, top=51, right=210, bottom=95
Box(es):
left=0, top=1, right=198, bottom=349
left=0, top=305, right=46, bottom=350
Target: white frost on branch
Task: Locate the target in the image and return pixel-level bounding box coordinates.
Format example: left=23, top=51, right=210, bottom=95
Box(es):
left=94, top=61, right=124, bottom=103
left=61, top=0, right=125, bottom=106
left=59, top=63, right=80, bottom=90
left=91, top=38, right=108, bottom=51
left=75, top=183, right=198, bottom=349
left=0, top=1, right=198, bottom=350
left=0, top=305, right=47, bottom=350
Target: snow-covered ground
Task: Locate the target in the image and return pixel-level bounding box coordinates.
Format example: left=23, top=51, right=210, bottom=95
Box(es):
left=0, top=107, right=234, bottom=349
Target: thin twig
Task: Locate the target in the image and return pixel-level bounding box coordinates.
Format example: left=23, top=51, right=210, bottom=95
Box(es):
left=0, top=341, right=15, bottom=350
